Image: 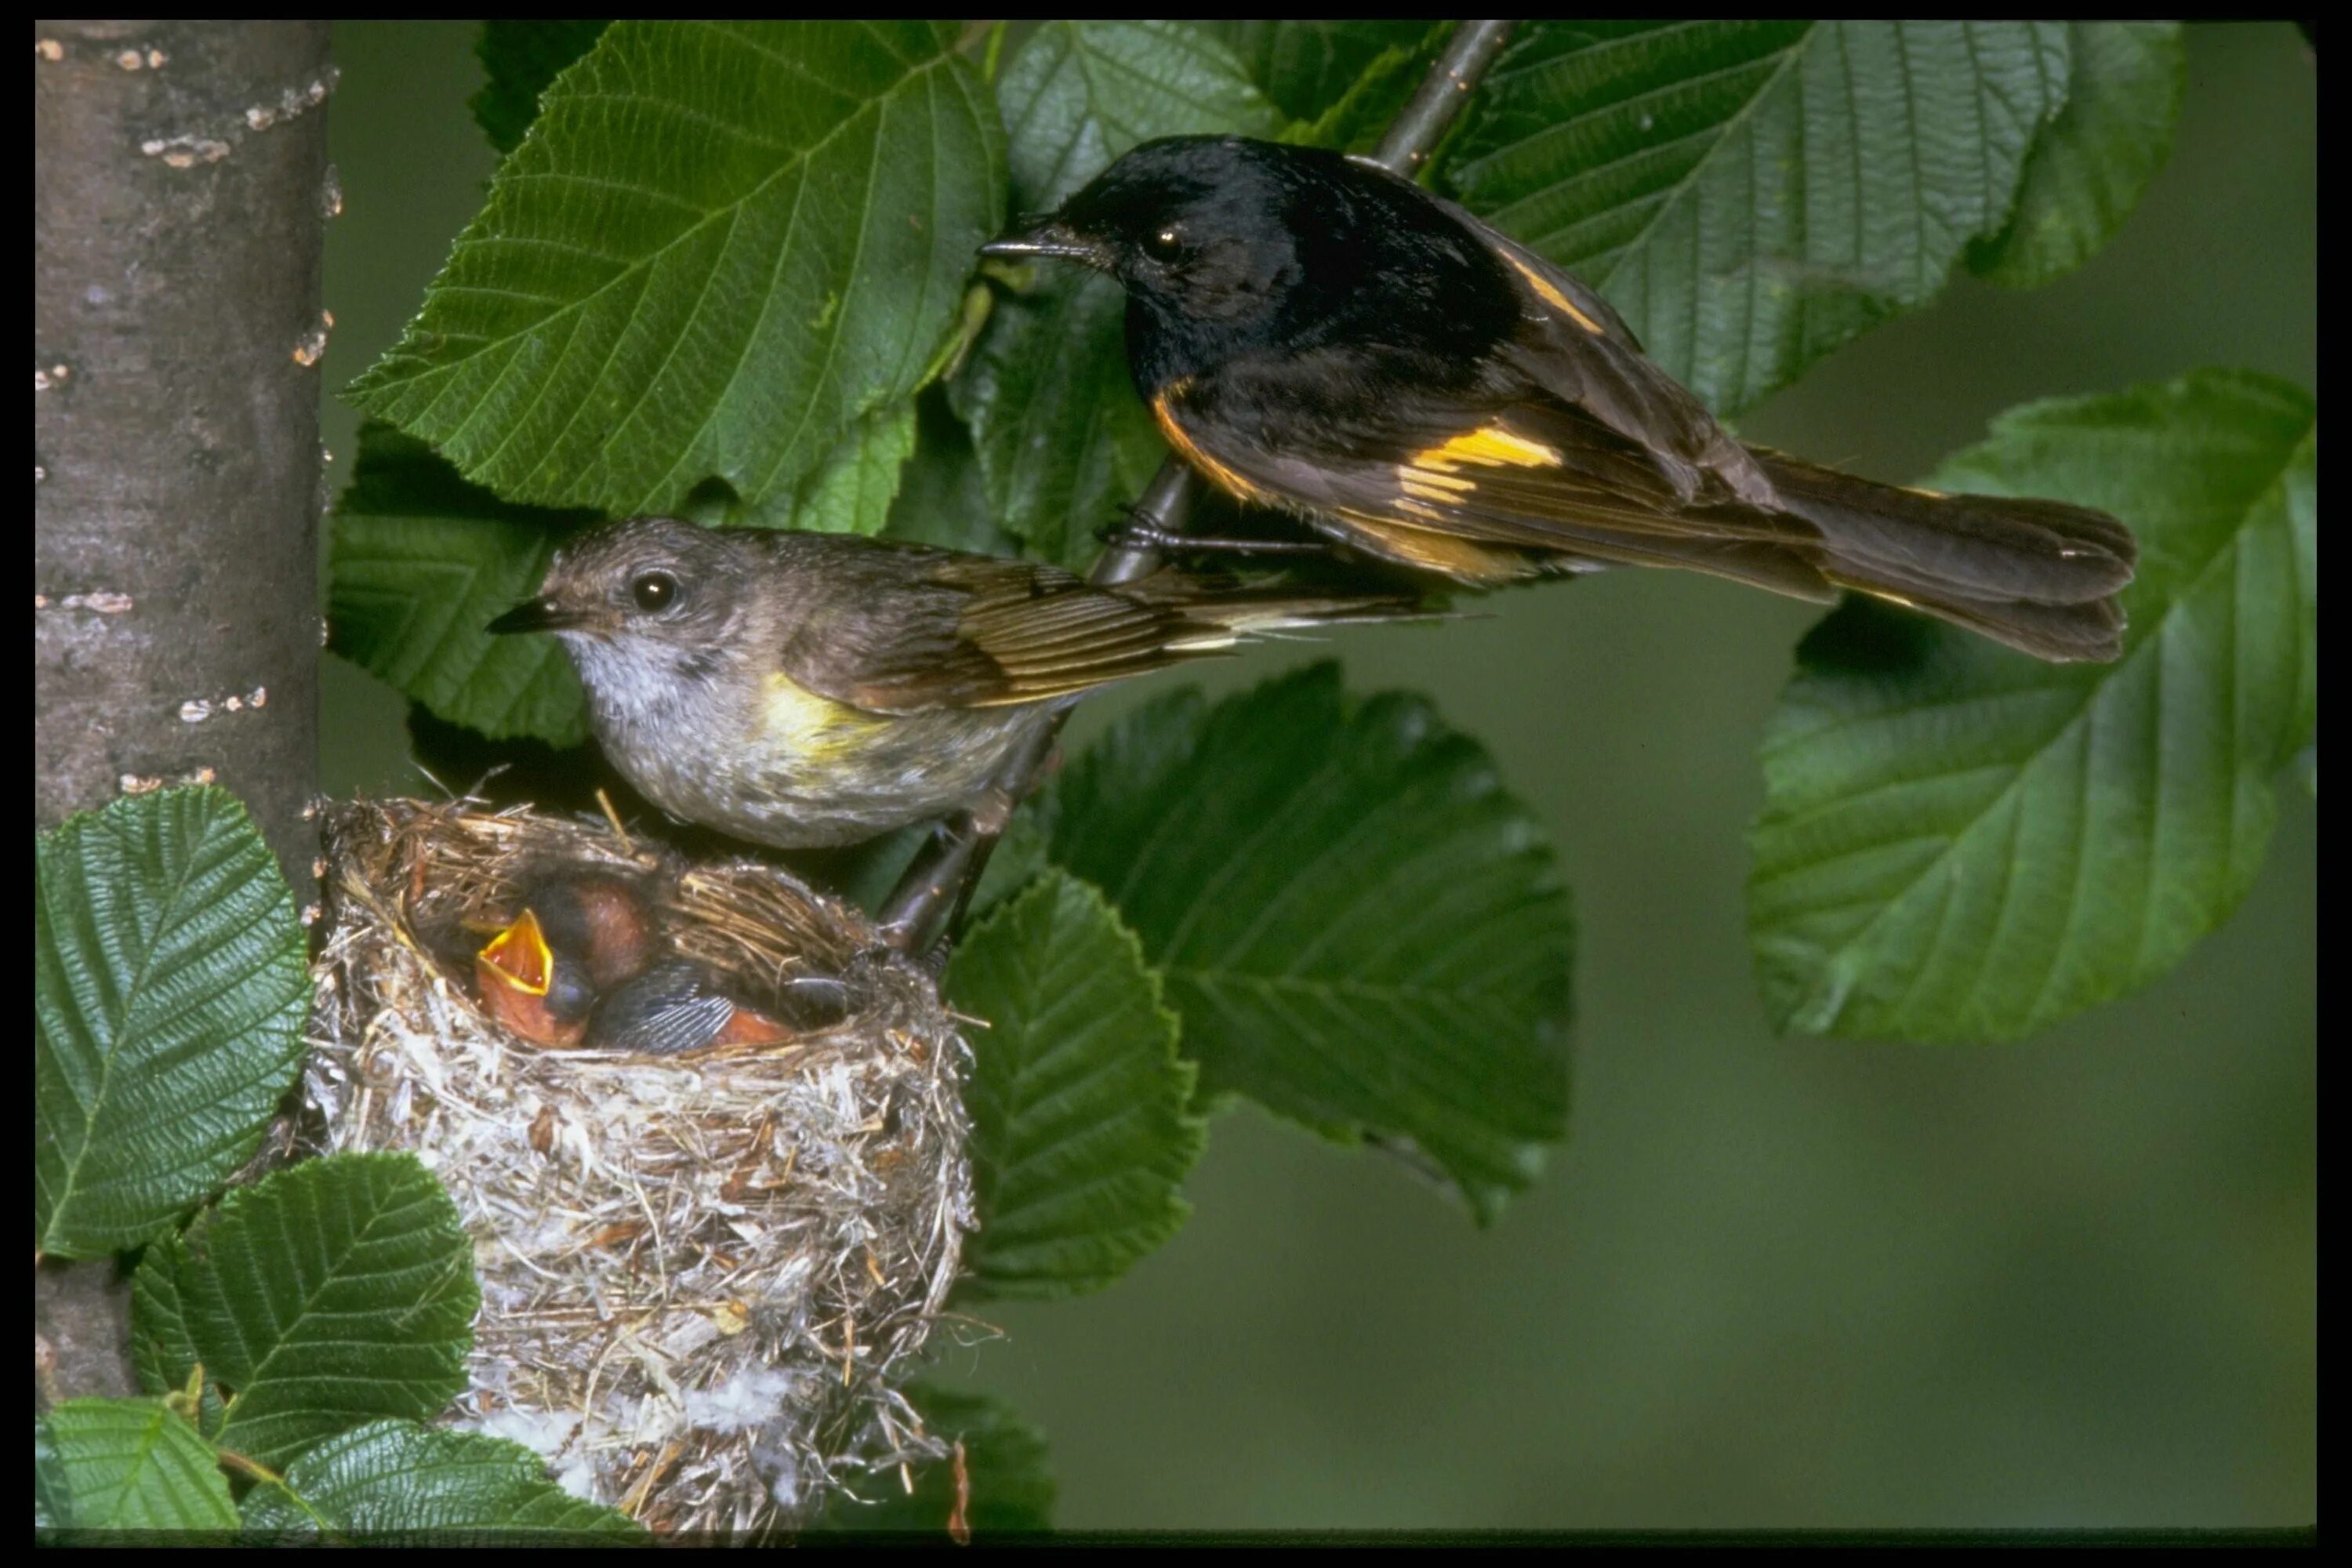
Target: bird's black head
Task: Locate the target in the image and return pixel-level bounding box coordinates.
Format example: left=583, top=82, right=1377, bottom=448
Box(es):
left=982, top=136, right=1515, bottom=389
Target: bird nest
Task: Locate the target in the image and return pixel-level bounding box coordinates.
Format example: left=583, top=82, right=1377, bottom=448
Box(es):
left=301, top=800, right=974, bottom=1537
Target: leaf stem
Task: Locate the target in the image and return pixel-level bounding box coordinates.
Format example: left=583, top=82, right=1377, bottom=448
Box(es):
left=878, top=20, right=1519, bottom=954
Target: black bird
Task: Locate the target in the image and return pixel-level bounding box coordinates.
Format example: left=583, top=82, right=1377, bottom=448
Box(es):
left=984, top=136, right=2137, bottom=662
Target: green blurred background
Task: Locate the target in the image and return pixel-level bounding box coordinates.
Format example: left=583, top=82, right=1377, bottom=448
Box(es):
left=319, top=23, right=2314, bottom=1529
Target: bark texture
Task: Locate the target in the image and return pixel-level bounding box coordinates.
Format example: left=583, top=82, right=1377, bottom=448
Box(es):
left=34, top=18, right=332, bottom=1403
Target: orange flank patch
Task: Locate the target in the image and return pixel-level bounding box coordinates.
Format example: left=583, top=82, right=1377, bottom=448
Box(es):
left=1502, top=251, right=1605, bottom=335
left=1150, top=386, right=1264, bottom=503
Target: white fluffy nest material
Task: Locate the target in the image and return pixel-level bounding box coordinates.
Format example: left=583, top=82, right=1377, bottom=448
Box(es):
left=303, top=800, right=975, bottom=1537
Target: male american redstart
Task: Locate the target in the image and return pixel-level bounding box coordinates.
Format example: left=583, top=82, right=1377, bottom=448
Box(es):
left=983, top=136, right=2137, bottom=662
left=488, top=517, right=1417, bottom=849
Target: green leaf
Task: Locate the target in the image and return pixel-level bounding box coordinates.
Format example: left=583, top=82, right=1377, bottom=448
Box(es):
left=35, top=787, right=309, bottom=1258
left=1000, top=20, right=1283, bottom=212
left=949, top=273, right=1165, bottom=570
left=350, top=21, right=1005, bottom=520
left=882, top=386, right=1021, bottom=557
left=38, top=1400, right=238, bottom=1533
left=130, top=1152, right=480, bottom=1471
left=1043, top=665, right=1573, bottom=1221
left=782, top=398, right=916, bottom=535
left=1444, top=21, right=2071, bottom=416
left=946, top=872, right=1201, bottom=1299
left=1197, top=20, right=1437, bottom=129
left=1283, top=25, right=1451, bottom=156
left=239, top=1421, right=644, bottom=1541
left=1749, top=371, right=2317, bottom=1042
left=470, top=20, right=610, bottom=156
left=814, top=1386, right=1054, bottom=1537
left=36, top=1414, right=74, bottom=1530
left=329, top=424, right=594, bottom=747
left=1970, top=23, right=2185, bottom=288
left=967, top=808, right=1056, bottom=920
left=954, top=21, right=1283, bottom=567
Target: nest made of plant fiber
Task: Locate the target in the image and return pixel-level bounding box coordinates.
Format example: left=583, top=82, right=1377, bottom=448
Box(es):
left=304, top=800, right=975, bottom=1536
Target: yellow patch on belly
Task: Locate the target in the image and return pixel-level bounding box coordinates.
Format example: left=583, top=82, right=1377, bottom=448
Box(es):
left=761, top=672, right=880, bottom=760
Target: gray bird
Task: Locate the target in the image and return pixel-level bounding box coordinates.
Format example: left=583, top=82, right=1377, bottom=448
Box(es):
left=488, top=517, right=1414, bottom=848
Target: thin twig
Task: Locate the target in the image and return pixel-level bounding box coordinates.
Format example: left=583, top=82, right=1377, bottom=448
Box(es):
left=879, top=19, right=1520, bottom=954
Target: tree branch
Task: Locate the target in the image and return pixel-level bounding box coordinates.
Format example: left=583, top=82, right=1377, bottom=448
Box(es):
left=34, top=19, right=333, bottom=1403
left=878, top=19, right=1519, bottom=953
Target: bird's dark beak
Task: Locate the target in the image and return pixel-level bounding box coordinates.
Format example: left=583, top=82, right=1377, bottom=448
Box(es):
left=980, top=216, right=1111, bottom=270
left=486, top=597, right=574, bottom=635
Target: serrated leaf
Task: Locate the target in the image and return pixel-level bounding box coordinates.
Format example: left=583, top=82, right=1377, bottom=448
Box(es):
left=814, top=1385, right=1054, bottom=1537
left=329, top=424, right=595, bottom=747
left=38, top=1400, right=238, bottom=1533
left=35, top=1412, right=74, bottom=1530
left=130, top=1152, right=480, bottom=1471
left=350, top=21, right=1004, bottom=519
left=1444, top=21, right=2070, bottom=416
left=239, top=1420, right=643, bottom=1541
left=470, top=20, right=610, bottom=156
left=954, top=21, right=1283, bottom=567
left=1970, top=23, right=2185, bottom=289
left=1197, top=20, right=1437, bottom=129
left=946, top=872, right=1201, bottom=1299
left=1283, top=25, right=1450, bottom=157
left=1000, top=20, right=1283, bottom=212
left=1749, top=371, right=2317, bottom=1042
left=1042, top=665, right=1573, bottom=1221
left=35, top=787, right=310, bottom=1258
left=882, top=386, right=1020, bottom=557
left=786, top=398, right=916, bottom=535
left=949, top=272, right=1166, bottom=570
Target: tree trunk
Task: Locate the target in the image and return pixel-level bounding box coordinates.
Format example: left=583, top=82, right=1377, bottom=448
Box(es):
left=34, top=18, right=332, bottom=1404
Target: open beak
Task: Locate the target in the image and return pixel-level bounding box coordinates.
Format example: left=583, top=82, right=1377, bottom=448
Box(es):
left=485, top=597, right=575, bottom=635
left=980, top=216, right=1111, bottom=269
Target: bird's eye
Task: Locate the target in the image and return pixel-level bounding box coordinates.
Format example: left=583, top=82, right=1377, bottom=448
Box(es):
left=630, top=572, right=679, bottom=612
left=1146, top=226, right=1185, bottom=261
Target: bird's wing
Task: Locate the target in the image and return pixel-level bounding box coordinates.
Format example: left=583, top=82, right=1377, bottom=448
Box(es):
left=775, top=548, right=1234, bottom=713
left=1417, top=191, right=1778, bottom=509
left=1158, top=385, right=1841, bottom=601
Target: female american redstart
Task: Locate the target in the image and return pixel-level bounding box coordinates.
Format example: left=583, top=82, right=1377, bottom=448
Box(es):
left=984, top=136, right=2138, bottom=663
left=488, top=518, right=1417, bottom=849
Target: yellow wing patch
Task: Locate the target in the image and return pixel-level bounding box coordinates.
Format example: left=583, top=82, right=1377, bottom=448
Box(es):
left=1501, top=251, right=1605, bottom=336
left=1395, top=425, right=1564, bottom=518
left=1408, top=425, right=1564, bottom=472
left=761, top=672, right=883, bottom=757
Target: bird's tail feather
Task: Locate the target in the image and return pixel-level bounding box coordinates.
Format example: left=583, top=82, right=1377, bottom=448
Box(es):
left=1124, top=571, right=1433, bottom=650
left=1753, top=451, right=2137, bottom=662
